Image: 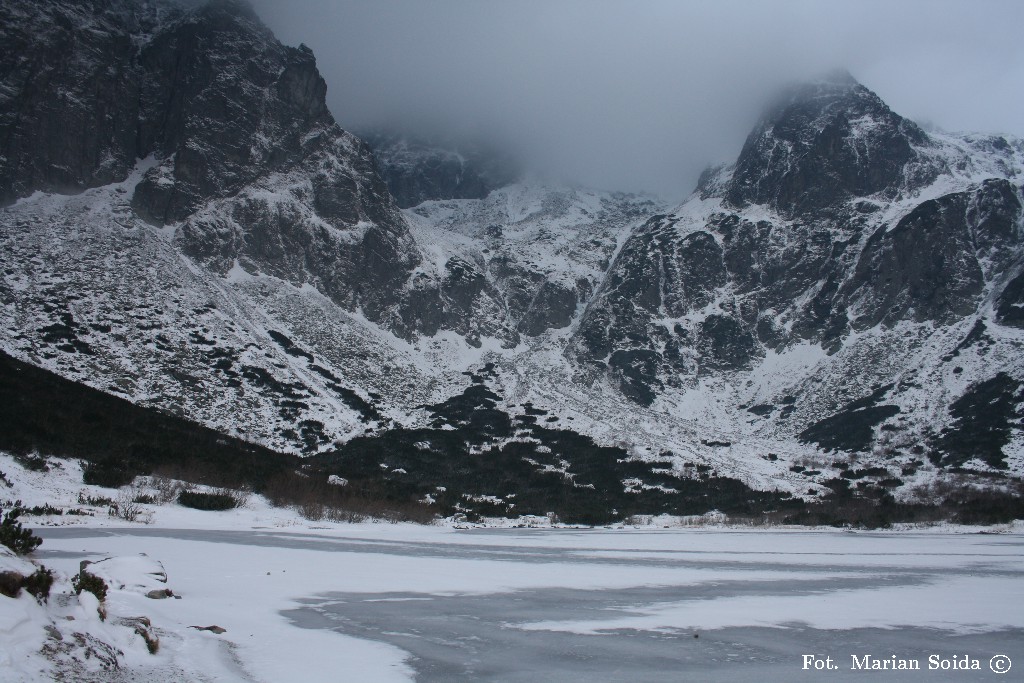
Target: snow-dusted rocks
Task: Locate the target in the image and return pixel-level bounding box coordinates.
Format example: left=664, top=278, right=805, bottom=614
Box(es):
left=0, top=0, right=1021, bottom=496
left=567, top=72, right=1023, bottom=483
left=723, top=69, right=930, bottom=218
left=82, top=555, right=168, bottom=595
left=0, top=545, right=171, bottom=679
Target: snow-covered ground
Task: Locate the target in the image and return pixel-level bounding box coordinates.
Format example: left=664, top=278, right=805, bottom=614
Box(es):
left=2, top=453, right=1022, bottom=681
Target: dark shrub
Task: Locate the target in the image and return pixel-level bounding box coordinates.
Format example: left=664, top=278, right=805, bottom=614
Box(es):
left=0, top=504, right=42, bottom=555
left=13, top=453, right=48, bottom=472
left=951, top=490, right=1024, bottom=525
left=0, top=571, right=23, bottom=597
left=82, top=459, right=136, bottom=488
left=23, top=566, right=54, bottom=602
left=177, top=490, right=237, bottom=511
left=77, top=492, right=114, bottom=506
left=72, top=570, right=108, bottom=602
left=21, top=504, right=62, bottom=516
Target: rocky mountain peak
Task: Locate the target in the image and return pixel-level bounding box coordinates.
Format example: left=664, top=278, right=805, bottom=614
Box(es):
left=1, top=0, right=434, bottom=334
left=130, top=0, right=335, bottom=223
left=572, top=69, right=1024, bottom=459
left=723, top=72, right=928, bottom=217
left=0, top=0, right=334, bottom=219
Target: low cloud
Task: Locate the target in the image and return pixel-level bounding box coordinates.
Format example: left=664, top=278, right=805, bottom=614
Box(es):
left=250, top=0, right=1024, bottom=200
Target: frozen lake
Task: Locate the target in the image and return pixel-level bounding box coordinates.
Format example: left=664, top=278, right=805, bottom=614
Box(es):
left=37, top=526, right=1024, bottom=682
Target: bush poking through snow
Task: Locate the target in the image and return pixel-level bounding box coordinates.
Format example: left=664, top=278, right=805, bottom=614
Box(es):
left=100, top=487, right=156, bottom=523
left=0, top=570, right=23, bottom=597
left=299, top=501, right=324, bottom=521
left=13, top=452, right=49, bottom=472
left=134, top=474, right=186, bottom=504
left=112, top=488, right=144, bottom=522
left=229, top=487, right=250, bottom=508
left=78, top=491, right=114, bottom=507
left=177, top=489, right=238, bottom=511
left=23, top=566, right=55, bottom=603
left=326, top=506, right=367, bottom=523
left=18, top=503, right=62, bottom=516
left=0, top=503, right=43, bottom=555
left=73, top=569, right=109, bottom=604
left=82, top=459, right=135, bottom=487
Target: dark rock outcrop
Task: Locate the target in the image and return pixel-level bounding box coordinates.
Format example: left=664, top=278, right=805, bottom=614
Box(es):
left=839, top=192, right=984, bottom=329
left=996, top=270, right=1024, bottom=328
left=393, top=256, right=517, bottom=347
left=697, top=314, right=759, bottom=371
left=725, top=70, right=929, bottom=218
left=364, top=133, right=520, bottom=208
left=0, top=0, right=182, bottom=205
left=574, top=215, right=734, bottom=402
left=130, top=1, right=333, bottom=223
left=518, top=281, right=578, bottom=336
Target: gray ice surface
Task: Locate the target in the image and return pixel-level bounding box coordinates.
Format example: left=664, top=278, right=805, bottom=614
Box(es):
left=39, top=527, right=1024, bottom=681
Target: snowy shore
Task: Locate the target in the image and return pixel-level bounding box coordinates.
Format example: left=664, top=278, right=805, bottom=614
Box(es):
left=2, top=453, right=1022, bottom=682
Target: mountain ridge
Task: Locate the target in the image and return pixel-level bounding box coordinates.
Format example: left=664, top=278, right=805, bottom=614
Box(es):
left=2, top=0, right=1022, bottom=520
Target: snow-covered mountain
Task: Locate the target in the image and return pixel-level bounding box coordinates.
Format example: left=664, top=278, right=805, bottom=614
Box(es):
left=570, top=72, right=1024, bottom=479
left=1, top=0, right=1022, bottom=514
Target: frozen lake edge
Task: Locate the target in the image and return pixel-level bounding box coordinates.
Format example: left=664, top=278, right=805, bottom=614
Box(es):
left=32, top=525, right=1024, bottom=682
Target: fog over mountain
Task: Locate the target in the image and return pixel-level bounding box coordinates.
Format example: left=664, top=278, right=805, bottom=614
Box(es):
left=248, top=0, right=1024, bottom=199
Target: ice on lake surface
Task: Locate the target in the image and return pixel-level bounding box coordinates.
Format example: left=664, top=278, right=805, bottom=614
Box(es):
left=38, top=527, right=1024, bottom=682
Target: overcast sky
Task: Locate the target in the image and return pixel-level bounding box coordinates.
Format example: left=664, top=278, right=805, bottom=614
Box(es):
left=249, top=0, right=1024, bottom=200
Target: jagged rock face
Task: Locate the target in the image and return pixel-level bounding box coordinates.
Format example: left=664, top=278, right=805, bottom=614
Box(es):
left=837, top=178, right=1023, bottom=331
left=131, top=1, right=333, bottom=222
left=402, top=183, right=662, bottom=344
left=365, top=134, right=520, bottom=209
left=177, top=133, right=420, bottom=326
left=138, top=3, right=426, bottom=336
left=0, top=0, right=338, bottom=219
left=393, top=256, right=516, bottom=347
left=517, top=281, right=578, bottom=337
left=0, top=0, right=437, bottom=337
left=0, top=0, right=181, bottom=204
left=840, top=193, right=982, bottom=329
left=723, top=71, right=929, bottom=217
left=574, top=216, right=740, bottom=403
left=574, top=74, right=1024, bottom=408
left=997, top=271, right=1024, bottom=328
left=970, top=178, right=1024, bottom=270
